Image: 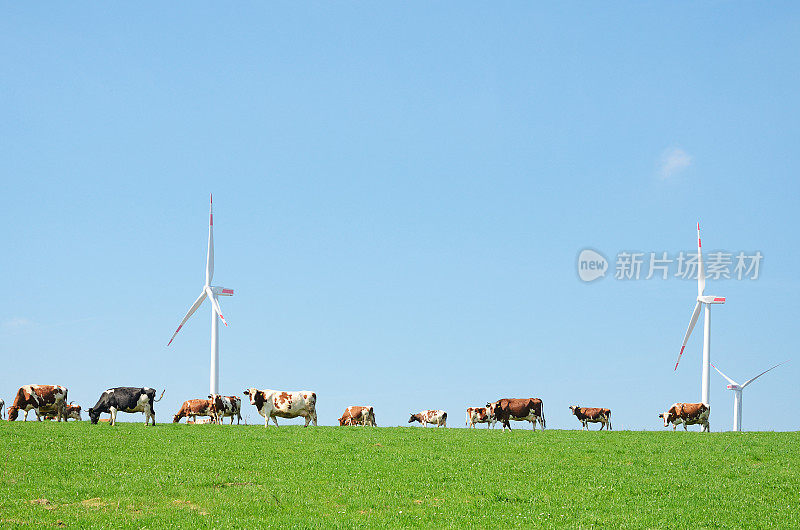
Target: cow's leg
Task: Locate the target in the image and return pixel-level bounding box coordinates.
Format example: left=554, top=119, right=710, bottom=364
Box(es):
left=272, top=416, right=279, bottom=427
left=264, top=414, right=269, bottom=428
left=312, top=412, right=318, bottom=426
left=304, top=415, right=311, bottom=427
left=237, top=412, right=241, bottom=425
left=110, top=408, right=117, bottom=426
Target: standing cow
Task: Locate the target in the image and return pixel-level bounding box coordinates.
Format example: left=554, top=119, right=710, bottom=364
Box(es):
left=243, top=388, right=318, bottom=428
left=408, top=410, right=447, bottom=427
left=173, top=398, right=215, bottom=424
left=208, top=394, right=243, bottom=425
left=338, top=405, right=377, bottom=426
left=659, top=402, right=710, bottom=432
left=88, top=387, right=164, bottom=426
left=569, top=406, right=612, bottom=430
left=7, top=385, right=68, bottom=421
left=487, top=398, right=545, bottom=431
left=44, top=402, right=82, bottom=421
left=466, top=406, right=496, bottom=429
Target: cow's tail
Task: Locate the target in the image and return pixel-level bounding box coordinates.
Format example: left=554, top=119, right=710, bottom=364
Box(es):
left=540, top=401, right=546, bottom=430
left=154, top=389, right=165, bottom=402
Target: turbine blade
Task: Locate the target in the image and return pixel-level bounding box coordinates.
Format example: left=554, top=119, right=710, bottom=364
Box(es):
left=697, top=222, right=705, bottom=297
left=711, top=363, right=738, bottom=386
left=205, top=286, right=228, bottom=327
left=741, top=361, right=788, bottom=388
left=167, top=290, right=208, bottom=346
left=675, top=301, right=703, bottom=370
left=206, top=194, right=214, bottom=286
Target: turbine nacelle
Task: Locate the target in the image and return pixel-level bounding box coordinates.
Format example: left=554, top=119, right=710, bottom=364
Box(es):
left=698, top=296, right=726, bottom=304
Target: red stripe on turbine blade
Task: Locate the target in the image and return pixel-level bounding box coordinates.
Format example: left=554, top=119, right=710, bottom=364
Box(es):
left=714, top=297, right=725, bottom=302
left=222, top=289, right=233, bottom=294
left=210, top=213, right=213, bottom=226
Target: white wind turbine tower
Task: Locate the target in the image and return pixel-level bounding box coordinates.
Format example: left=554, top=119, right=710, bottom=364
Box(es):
left=674, top=222, right=726, bottom=407
left=167, top=195, right=234, bottom=395
left=712, top=361, right=787, bottom=431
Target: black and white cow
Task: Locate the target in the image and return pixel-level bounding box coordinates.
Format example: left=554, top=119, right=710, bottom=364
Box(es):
left=0, top=398, right=4, bottom=420
left=87, top=387, right=164, bottom=426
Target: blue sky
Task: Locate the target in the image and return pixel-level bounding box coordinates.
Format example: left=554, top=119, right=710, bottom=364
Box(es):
left=2, top=4, right=798, bottom=430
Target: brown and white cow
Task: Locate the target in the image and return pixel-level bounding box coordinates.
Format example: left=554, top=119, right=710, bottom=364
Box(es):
left=338, top=405, right=377, bottom=426
left=7, top=385, right=68, bottom=422
left=487, top=398, right=545, bottom=431
left=466, top=406, right=496, bottom=429
left=408, top=410, right=447, bottom=427
left=44, top=402, right=82, bottom=421
left=243, top=388, right=318, bottom=428
left=569, top=406, right=612, bottom=431
left=173, top=398, right=215, bottom=423
left=659, top=402, right=710, bottom=432
left=208, top=394, right=243, bottom=425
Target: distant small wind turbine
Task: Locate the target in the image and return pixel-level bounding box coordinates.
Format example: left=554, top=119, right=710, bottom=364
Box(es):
left=674, top=222, right=726, bottom=407
left=167, top=195, right=234, bottom=395
left=712, top=361, right=787, bottom=432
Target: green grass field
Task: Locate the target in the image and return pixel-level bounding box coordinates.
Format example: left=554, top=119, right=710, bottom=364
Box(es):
left=1, top=422, right=797, bottom=528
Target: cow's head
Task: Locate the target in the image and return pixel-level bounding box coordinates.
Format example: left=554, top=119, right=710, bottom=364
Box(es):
left=243, top=389, right=258, bottom=404
left=87, top=408, right=101, bottom=424
left=7, top=406, right=19, bottom=421
left=408, top=413, right=420, bottom=424
left=569, top=406, right=579, bottom=416
left=658, top=411, right=675, bottom=427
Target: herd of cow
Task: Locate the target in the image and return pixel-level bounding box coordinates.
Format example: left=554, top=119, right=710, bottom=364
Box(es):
left=0, top=383, right=714, bottom=431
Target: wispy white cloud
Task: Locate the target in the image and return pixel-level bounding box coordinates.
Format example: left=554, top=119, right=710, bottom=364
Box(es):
left=658, top=148, right=692, bottom=179
left=2, top=317, right=34, bottom=330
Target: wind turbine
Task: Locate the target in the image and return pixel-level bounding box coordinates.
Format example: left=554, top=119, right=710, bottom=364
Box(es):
left=167, top=194, right=234, bottom=395
left=712, top=361, right=787, bottom=431
left=674, top=222, right=726, bottom=407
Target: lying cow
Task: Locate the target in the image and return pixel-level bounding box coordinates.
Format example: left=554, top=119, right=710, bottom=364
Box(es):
left=487, top=398, right=545, bottom=431
left=44, top=402, right=82, bottom=421
left=209, top=394, right=243, bottom=425
left=7, top=385, right=68, bottom=421
left=466, top=406, right=496, bottom=429
left=408, top=410, right=447, bottom=427
left=173, top=398, right=214, bottom=424
left=243, top=388, right=318, bottom=428
left=659, top=402, right=710, bottom=432
left=88, top=387, right=164, bottom=426
left=338, top=405, right=377, bottom=426
left=569, top=406, right=612, bottom=430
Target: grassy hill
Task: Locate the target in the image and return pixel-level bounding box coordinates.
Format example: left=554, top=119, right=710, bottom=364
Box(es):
left=1, top=422, right=797, bottom=528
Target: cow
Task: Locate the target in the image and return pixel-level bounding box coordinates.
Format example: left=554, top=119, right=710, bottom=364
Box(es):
left=173, top=398, right=215, bottom=424
left=7, top=385, right=68, bottom=421
left=0, top=398, right=4, bottom=420
left=338, top=406, right=377, bottom=426
left=88, top=387, right=164, bottom=426
left=466, top=406, right=496, bottom=429
left=44, top=402, right=82, bottom=421
left=659, top=402, right=710, bottom=432
left=569, top=406, right=612, bottom=430
left=408, top=410, right=447, bottom=427
left=243, top=388, right=318, bottom=428
left=487, top=398, right=545, bottom=431
left=208, top=394, right=243, bottom=425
